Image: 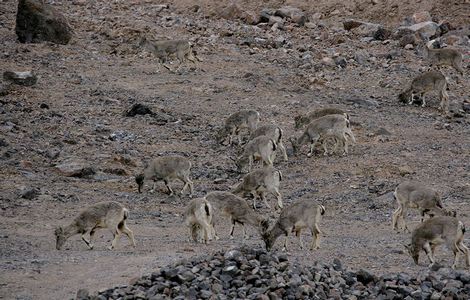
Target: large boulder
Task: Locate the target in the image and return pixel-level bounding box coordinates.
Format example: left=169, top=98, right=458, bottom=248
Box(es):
left=395, top=21, right=440, bottom=40
left=274, top=6, right=307, bottom=25
left=218, top=3, right=259, bottom=25
left=344, top=19, right=390, bottom=40
left=15, top=0, right=73, bottom=44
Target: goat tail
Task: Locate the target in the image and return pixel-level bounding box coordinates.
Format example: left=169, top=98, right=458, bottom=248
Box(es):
left=271, top=139, right=277, bottom=151
left=393, top=188, right=398, bottom=202
left=460, top=221, right=466, bottom=234
left=277, top=127, right=283, bottom=144
left=319, top=204, right=326, bottom=216
left=204, top=201, right=211, bottom=217
left=123, top=208, right=129, bottom=220
left=277, top=170, right=283, bottom=181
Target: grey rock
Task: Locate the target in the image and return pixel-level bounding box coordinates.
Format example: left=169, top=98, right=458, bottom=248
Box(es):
left=396, top=21, right=440, bottom=40
left=356, top=269, right=376, bottom=285
left=399, top=34, right=419, bottom=48
left=55, top=159, right=96, bottom=178
left=334, top=56, right=347, bottom=68
left=20, top=187, right=40, bottom=200
left=3, top=71, right=37, bottom=86
left=76, top=289, right=90, bottom=300
left=274, top=6, right=306, bottom=26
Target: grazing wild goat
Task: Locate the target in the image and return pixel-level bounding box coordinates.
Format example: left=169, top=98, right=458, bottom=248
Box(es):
left=217, top=110, right=260, bottom=145
left=232, top=166, right=283, bottom=210
left=139, top=37, right=197, bottom=70
left=185, top=198, right=215, bottom=244
left=235, top=135, right=277, bottom=172
left=424, top=40, right=464, bottom=75
left=392, top=181, right=455, bottom=232
left=398, top=70, right=449, bottom=112
left=205, top=191, right=269, bottom=240
left=290, top=114, right=352, bottom=157
left=294, top=107, right=346, bottom=129
left=249, top=124, right=288, bottom=161
left=405, top=216, right=470, bottom=269
left=262, top=199, right=325, bottom=251
left=135, top=156, right=193, bottom=196
left=55, top=201, right=136, bottom=250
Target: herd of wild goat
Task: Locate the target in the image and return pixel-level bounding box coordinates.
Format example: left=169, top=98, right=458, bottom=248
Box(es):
left=53, top=34, right=469, bottom=270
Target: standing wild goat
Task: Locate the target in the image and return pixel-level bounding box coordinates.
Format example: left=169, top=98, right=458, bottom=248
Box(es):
left=232, top=166, right=283, bottom=210
left=205, top=191, right=269, bottom=240
left=290, top=114, right=352, bottom=157
left=398, top=70, right=449, bottom=112
left=262, top=200, right=325, bottom=251
left=392, top=181, right=455, bottom=232
left=139, top=37, right=197, bottom=70
left=235, top=135, right=277, bottom=172
left=294, top=107, right=346, bottom=129
left=249, top=124, right=288, bottom=162
left=185, top=198, right=215, bottom=244
left=55, top=201, right=136, bottom=250
left=405, top=216, right=469, bottom=269
left=424, top=41, right=464, bottom=75
left=217, top=110, right=260, bottom=145
left=135, top=156, right=193, bottom=196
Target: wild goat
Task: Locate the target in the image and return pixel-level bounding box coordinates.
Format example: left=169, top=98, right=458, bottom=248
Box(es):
left=424, top=40, right=464, bottom=75
left=398, top=70, right=449, bottom=112
left=55, top=201, right=136, bottom=250
left=135, top=156, right=193, bottom=196
left=139, top=37, right=197, bottom=70
left=392, top=181, right=455, bottom=232
left=249, top=124, right=288, bottom=161
left=184, top=198, right=215, bottom=244
left=232, top=166, right=283, bottom=210
left=262, top=200, right=325, bottom=251
left=217, top=110, right=260, bottom=145
left=205, top=191, right=269, bottom=240
left=235, top=136, right=277, bottom=172
left=290, top=114, right=352, bottom=157
left=294, top=107, right=346, bottom=129
left=405, top=216, right=469, bottom=269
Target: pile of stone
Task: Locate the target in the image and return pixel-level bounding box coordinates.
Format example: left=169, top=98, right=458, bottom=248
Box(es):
left=79, top=246, right=470, bottom=300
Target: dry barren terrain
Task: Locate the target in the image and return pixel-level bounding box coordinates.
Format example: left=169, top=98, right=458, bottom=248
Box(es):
left=1, top=0, right=469, bottom=299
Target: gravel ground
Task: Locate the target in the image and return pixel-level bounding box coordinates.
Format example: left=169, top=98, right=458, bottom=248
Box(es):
left=0, top=0, right=469, bottom=299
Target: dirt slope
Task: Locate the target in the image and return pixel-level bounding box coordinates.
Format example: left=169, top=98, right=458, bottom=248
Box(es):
left=0, top=0, right=469, bottom=299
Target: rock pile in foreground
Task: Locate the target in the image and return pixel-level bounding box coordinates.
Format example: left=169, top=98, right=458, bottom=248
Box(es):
left=82, top=247, right=470, bottom=300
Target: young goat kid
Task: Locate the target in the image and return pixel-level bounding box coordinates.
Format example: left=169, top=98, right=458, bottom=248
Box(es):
left=392, top=181, right=455, bottom=232
left=398, top=70, right=449, bottom=112
left=232, top=166, right=283, bottom=210
left=262, top=200, right=325, bottom=251
left=185, top=198, right=215, bottom=244
left=406, top=216, right=470, bottom=269
left=55, top=201, right=136, bottom=250
left=235, top=136, right=277, bottom=172
left=205, top=191, right=269, bottom=240
left=135, top=156, right=193, bottom=196
left=294, top=107, right=346, bottom=129
left=217, top=110, right=260, bottom=145
left=249, top=125, right=288, bottom=161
